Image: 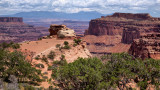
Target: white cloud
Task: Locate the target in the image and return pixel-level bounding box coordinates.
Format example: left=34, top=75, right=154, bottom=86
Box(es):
left=0, top=0, right=160, bottom=16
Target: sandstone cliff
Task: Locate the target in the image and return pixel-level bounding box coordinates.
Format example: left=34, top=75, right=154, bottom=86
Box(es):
left=129, top=33, right=160, bottom=59
left=85, top=13, right=160, bottom=44
left=0, top=17, right=23, bottom=22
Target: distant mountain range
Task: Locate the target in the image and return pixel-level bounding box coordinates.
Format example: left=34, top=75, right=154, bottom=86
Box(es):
left=1, top=11, right=107, bottom=20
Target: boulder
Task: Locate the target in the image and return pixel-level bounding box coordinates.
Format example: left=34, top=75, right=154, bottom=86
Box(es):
left=49, top=24, right=67, bottom=36
left=57, top=29, right=76, bottom=38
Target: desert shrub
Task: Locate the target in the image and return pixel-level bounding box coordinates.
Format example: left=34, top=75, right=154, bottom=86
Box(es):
left=41, top=55, right=48, bottom=63
left=52, top=53, right=160, bottom=90
left=74, top=38, right=81, bottom=45
left=0, top=49, right=42, bottom=84
left=53, top=60, right=67, bottom=66
left=38, top=37, right=42, bottom=40
left=35, top=63, right=44, bottom=68
left=42, top=76, right=48, bottom=80
left=62, top=45, right=70, bottom=49
left=11, top=43, right=20, bottom=49
left=64, top=41, right=69, bottom=45
left=0, top=42, right=20, bottom=49
left=48, top=65, right=54, bottom=71
left=47, top=51, right=55, bottom=60
left=73, top=43, right=77, bottom=47
left=35, top=55, right=40, bottom=60
left=52, top=57, right=103, bottom=89
left=56, top=44, right=61, bottom=49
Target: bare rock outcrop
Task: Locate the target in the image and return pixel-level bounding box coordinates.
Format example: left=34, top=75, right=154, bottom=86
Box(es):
left=129, top=33, right=160, bottom=59
left=49, top=24, right=76, bottom=37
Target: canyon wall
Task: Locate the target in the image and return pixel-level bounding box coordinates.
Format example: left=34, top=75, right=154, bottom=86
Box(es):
left=0, top=17, right=23, bottom=22
left=85, top=13, right=160, bottom=44
left=0, top=17, right=48, bottom=43
left=129, top=33, right=160, bottom=60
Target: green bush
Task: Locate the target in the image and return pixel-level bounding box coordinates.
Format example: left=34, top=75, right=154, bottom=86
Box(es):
left=62, top=45, right=70, bottom=49
left=42, top=76, right=48, bottom=80
left=52, top=53, right=160, bottom=90
left=35, top=63, right=45, bottom=68
left=64, top=41, right=69, bottom=45
left=73, top=43, right=77, bottom=47
left=11, top=43, right=20, bottom=49
left=35, top=55, right=40, bottom=60
left=38, top=37, right=42, bottom=40
left=48, top=65, right=54, bottom=71
left=47, top=51, right=55, bottom=60
left=73, top=39, right=81, bottom=45
left=56, top=44, right=61, bottom=49
left=41, top=55, right=48, bottom=63
left=0, top=42, right=20, bottom=49
left=0, top=49, right=42, bottom=84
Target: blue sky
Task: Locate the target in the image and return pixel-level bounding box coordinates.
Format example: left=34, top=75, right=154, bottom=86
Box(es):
left=0, top=0, right=160, bottom=16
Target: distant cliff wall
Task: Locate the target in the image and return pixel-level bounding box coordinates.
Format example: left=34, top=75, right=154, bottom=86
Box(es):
left=0, top=17, right=23, bottom=22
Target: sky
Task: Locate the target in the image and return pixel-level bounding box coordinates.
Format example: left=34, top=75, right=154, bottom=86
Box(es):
left=0, top=0, right=160, bottom=16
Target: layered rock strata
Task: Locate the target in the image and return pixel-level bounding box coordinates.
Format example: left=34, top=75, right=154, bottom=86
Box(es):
left=0, top=17, right=23, bottom=22
left=129, top=33, right=160, bottom=59
left=85, top=13, right=160, bottom=44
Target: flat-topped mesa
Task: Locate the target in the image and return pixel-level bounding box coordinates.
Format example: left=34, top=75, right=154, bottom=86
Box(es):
left=0, top=17, right=23, bottom=22
left=110, top=12, right=152, bottom=20
left=49, top=24, right=76, bottom=38
left=129, top=33, right=160, bottom=60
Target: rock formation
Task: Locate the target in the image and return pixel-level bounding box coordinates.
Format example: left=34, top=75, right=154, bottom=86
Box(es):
left=0, top=17, right=23, bottom=22
left=0, top=17, right=48, bottom=43
left=49, top=24, right=76, bottom=38
left=129, top=33, right=160, bottom=60
left=85, top=13, right=160, bottom=44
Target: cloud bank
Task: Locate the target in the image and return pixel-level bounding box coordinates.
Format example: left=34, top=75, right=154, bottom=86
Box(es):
left=0, top=0, right=160, bottom=16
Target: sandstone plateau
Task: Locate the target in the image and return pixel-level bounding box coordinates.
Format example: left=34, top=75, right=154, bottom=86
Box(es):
left=0, top=17, right=48, bottom=43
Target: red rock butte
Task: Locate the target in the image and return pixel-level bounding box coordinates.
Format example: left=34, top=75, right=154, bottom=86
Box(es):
left=0, top=17, right=23, bottom=22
